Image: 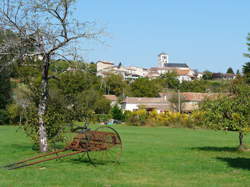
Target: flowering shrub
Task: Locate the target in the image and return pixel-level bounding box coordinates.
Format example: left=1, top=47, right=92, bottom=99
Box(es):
left=125, top=109, right=148, bottom=126
left=125, top=109, right=205, bottom=128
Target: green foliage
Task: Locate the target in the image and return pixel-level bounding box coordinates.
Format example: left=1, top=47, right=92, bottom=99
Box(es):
left=242, top=62, right=250, bottom=83
left=94, top=95, right=111, bottom=114
left=57, top=71, right=100, bottom=97
left=22, top=88, right=70, bottom=148
left=179, top=80, right=230, bottom=93
left=125, top=109, right=148, bottom=126
left=50, top=60, right=70, bottom=73
left=202, top=70, right=213, bottom=80
left=86, top=62, right=97, bottom=75
left=200, top=79, right=250, bottom=146
left=243, top=33, right=250, bottom=59
left=125, top=109, right=204, bottom=128
left=226, top=67, right=234, bottom=74
left=103, top=74, right=127, bottom=96
left=95, top=114, right=112, bottom=123
left=207, top=80, right=230, bottom=92
left=242, top=62, right=250, bottom=75
left=0, top=109, right=9, bottom=125
left=159, top=72, right=180, bottom=89
left=129, top=78, right=162, bottom=97
left=0, top=71, right=11, bottom=109
left=0, top=58, right=12, bottom=125
left=6, top=103, right=22, bottom=124
left=111, top=105, right=124, bottom=121
left=243, top=33, right=250, bottom=83
left=11, top=66, right=111, bottom=146
left=180, top=80, right=207, bottom=92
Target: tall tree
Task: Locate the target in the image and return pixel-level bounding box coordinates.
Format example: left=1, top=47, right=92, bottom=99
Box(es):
left=200, top=78, right=250, bottom=150
left=243, top=33, right=250, bottom=83
left=159, top=72, right=180, bottom=90
left=0, top=66, right=11, bottom=124
left=0, top=0, right=102, bottom=152
left=102, top=74, right=128, bottom=96
left=242, top=62, right=250, bottom=75
left=243, top=33, right=250, bottom=64
left=202, top=70, right=213, bottom=80
left=129, top=78, right=161, bottom=97
left=0, top=30, right=13, bottom=124
left=226, top=67, right=234, bottom=74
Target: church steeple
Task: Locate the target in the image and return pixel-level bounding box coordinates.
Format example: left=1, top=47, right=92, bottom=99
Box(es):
left=158, top=53, right=168, bottom=67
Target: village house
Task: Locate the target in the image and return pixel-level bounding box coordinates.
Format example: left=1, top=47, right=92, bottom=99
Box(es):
left=96, top=61, right=147, bottom=80
left=121, top=97, right=170, bottom=113
left=103, top=92, right=220, bottom=113
left=212, top=73, right=236, bottom=80
left=96, top=53, right=198, bottom=81
left=159, top=92, right=220, bottom=112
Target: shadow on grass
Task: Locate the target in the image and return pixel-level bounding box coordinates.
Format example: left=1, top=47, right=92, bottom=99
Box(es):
left=217, top=157, right=250, bottom=170
left=192, top=146, right=237, bottom=152
left=64, top=155, right=120, bottom=166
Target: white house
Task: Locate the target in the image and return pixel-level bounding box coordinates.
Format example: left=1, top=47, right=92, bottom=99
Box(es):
left=121, top=97, right=171, bottom=113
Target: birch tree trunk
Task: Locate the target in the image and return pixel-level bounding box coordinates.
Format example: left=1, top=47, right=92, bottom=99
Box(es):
left=38, top=55, right=50, bottom=152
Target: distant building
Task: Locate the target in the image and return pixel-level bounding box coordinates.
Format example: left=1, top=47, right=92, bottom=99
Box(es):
left=96, top=61, right=114, bottom=73
left=96, top=53, right=198, bottom=81
left=103, top=95, right=118, bottom=106
left=121, top=97, right=170, bottom=113
left=158, top=53, right=169, bottom=67
left=146, top=53, right=195, bottom=82
left=120, top=92, right=221, bottom=113
left=96, top=61, right=146, bottom=80
left=212, top=73, right=236, bottom=80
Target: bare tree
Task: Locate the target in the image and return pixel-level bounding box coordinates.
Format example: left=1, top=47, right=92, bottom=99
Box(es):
left=0, top=0, right=102, bottom=152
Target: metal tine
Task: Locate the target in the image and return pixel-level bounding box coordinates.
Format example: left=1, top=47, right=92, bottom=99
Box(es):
left=1, top=149, right=66, bottom=169
left=5, top=150, right=84, bottom=170
left=1, top=162, right=25, bottom=169
left=6, top=164, right=28, bottom=170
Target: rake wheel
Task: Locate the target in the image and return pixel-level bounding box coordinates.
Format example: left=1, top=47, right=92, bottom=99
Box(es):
left=86, top=126, right=122, bottom=164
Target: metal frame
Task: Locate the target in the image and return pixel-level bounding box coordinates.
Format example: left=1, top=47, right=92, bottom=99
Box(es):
left=2, top=125, right=122, bottom=170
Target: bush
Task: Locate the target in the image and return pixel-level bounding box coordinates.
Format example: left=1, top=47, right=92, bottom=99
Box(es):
left=95, top=114, right=112, bottom=123
left=125, top=109, right=148, bottom=126
left=6, top=103, right=23, bottom=124
left=125, top=109, right=205, bottom=128
left=0, top=109, right=9, bottom=125
left=111, top=105, right=124, bottom=121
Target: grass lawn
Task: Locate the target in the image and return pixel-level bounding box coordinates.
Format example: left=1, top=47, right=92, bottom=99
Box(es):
left=1, top=125, right=250, bottom=187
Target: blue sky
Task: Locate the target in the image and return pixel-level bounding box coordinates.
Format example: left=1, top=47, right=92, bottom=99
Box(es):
left=75, top=0, right=250, bottom=73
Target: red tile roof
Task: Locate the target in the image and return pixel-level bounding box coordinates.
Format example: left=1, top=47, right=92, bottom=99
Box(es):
left=160, top=92, right=221, bottom=102
left=122, top=97, right=166, bottom=104
left=104, top=95, right=118, bottom=101
left=174, top=69, right=190, bottom=76
left=98, top=61, right=114, bottom=65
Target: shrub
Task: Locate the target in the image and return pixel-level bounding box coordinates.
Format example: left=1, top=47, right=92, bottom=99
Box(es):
left=125, top=109, right=204, bottom=128
left=0, top=109, right=9, bottom=125
left=95, top=114, right=112, bottom=123
left=126, top=109, right=148, bottom=126
left=111, top=105, right=124, bottom=121
left=6, top=103, right=23, bottom=124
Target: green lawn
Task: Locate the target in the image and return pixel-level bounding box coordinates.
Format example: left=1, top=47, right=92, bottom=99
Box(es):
left=1, top=125, right=250, bottom=187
